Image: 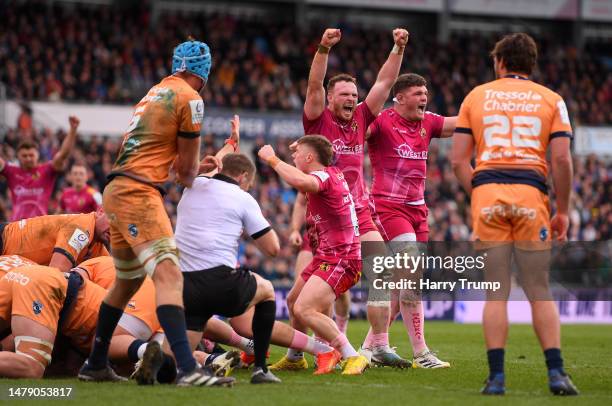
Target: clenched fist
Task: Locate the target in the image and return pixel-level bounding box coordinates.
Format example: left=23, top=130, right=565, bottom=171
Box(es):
left=393, top=28, right=409, bottom=47
left=320, top=28, right=341, bottom=48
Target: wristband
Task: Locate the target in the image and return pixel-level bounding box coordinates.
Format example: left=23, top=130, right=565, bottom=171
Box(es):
left=392, top=44, right=405, bottom=55
left=267, top=156, right=281, bottom=168
left=317, top=44, right=330, bottom=54
left=224, top=138, right=237, bottom=151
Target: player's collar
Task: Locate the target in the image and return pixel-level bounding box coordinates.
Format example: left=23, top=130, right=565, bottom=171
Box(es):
left=212, top=173, right=239, bottom=186
left=504, top=74, right=529, bottom=80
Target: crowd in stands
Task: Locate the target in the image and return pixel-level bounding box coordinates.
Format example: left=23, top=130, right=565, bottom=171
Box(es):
left=1, top=2, right=610, bottom=285
left=2, top=2, right=611, bottom=125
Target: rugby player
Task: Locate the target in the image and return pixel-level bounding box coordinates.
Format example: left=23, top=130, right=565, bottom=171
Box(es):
left=0, top=255, right=82, bottom=378
left=58, top=163, right=102, bottom=214
left=0, top=211, right=110, bottom=271
left=259, top=135, right=369, bottom=375
left=272, top=27, right=411, bottom=371
left=366, top=73, right=455, bottom=368
left=451, top=33, right=578, bottom=395
left=0, top=116, right=80, bottom=221
left=79, top=39, right=231, bottom=387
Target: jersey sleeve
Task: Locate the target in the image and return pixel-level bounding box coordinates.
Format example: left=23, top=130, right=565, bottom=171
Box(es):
left=54, top=215, right=96, bottom=267
left=358, top=102, right=377, bottom=128
left=310, top=170, right=330, bottom=193
left=550, top=96, right=573, bottom=139
left=242, top=194, right=271, bottom=239
left=302, top=110, right=323, bottom=134
left=456, top=91, right=474, bottom=135
left=177, top=92, right=204, bottom=139
left=428, top=112, right=445, bottom=139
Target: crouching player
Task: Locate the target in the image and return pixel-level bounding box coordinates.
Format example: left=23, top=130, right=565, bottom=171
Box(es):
left=258, top=135, right=368, bottom=375
left=0, top=255, right=81, bottom=378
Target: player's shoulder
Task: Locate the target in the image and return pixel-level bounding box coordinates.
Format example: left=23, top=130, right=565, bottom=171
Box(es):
left=527, top=81, right=564, bottom=104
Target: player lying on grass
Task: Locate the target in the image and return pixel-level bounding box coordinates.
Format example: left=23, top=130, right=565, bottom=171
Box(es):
left=259, top=135, right=368, bottom=375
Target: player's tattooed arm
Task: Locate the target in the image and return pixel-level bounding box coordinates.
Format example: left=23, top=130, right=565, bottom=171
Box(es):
left=304, top=28, right=341, bottom=120
left=52, top=116, right=80, bottom=171
left=365, top=28, right=409, bottom=116
left=258, top=145, right=320, bottom=193
left=450, top=133, right=474, bottom=195
left=440, top=116, right=458, bottom=138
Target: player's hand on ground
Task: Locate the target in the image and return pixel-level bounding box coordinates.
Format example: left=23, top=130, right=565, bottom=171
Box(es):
left=393, top=28, right=409, bottom=47
left=200, top=155, right=221, bottom=173
left=550, top=213, right=569, bottom=241
left=68, top=116, right=80, bottom=131
left=258, top=145, right=276, bottom=162
left=230, top=114, right=240, bottom=143
left=289, top=229, right=303, bottom=247
left=321, top=29, right=341, bottom=48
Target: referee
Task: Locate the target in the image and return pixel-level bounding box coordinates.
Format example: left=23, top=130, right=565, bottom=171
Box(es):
left=175, top=153, right=282, bottom=384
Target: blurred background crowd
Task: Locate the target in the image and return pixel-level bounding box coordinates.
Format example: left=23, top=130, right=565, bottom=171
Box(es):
left=1, top=1, right=610, bottom=285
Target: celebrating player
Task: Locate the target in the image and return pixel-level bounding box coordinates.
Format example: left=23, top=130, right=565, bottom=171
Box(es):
left=366, top=73, right=455, bottom=368
left=272, top=27, right=411, bottom=371
left=451, top=33, right=578, bottom=395
left=0, top=116, right=80, bottom=221
left=0, top=211, right=110, bottom=271
left=78, top=39, right=232, bottom=387
left=58, top=163, right=102, bottom=214
left=259, top=135, right=369, bottom=375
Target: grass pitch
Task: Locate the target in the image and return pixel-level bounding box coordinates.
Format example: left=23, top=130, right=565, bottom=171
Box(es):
left=1, top=321, right=610, bottom=405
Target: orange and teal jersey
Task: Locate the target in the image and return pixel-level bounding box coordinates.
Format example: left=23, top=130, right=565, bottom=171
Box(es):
left=456, top=75, right=572, bottom=192
left=111, top=75, right=204, bottom=186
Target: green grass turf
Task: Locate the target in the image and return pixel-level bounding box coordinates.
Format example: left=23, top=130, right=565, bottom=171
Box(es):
left=1, top=321, right=610, bottom=405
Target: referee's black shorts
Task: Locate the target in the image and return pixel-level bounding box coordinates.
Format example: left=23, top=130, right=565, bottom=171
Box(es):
left=182, top=265, right=257, bottom=331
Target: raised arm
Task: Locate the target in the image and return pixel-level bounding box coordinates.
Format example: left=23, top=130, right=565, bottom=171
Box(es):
left=364, top=28, right=409, bottom=116
left=258, top=145, right=319, bottom=193
left=304, top=29, right=342, bottom=121
left=52, top=116, right=80, bottom=171
left=200, top=115, right=240, bottom=176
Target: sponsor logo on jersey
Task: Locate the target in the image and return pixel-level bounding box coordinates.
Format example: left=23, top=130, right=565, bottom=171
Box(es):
left=3, top=271, right=30, bottom=285
left=127, top=300, right=136, bottom=310
left=332, top=139, right=363, bottom=155
left=394, top=143, right=428, bottom=160
left=420, top=127, right=427, bottom=138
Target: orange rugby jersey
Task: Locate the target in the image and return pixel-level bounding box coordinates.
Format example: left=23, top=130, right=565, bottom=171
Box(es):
left=76, top=256, right=115, bottom=289
left=1, top=213, right=106, bottom=268
left=110, top=75, right=204, bottom=187
left=0, top=255, right=36, bottom=275
left=456, top=76, right=572, bottom=192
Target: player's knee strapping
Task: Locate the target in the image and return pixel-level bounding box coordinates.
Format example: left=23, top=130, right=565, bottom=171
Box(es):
left=136, top=238, right=180, bottom=277
left=114, top=257, right=146, bottom=279
left=14, top=336, right=54, bottom=368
